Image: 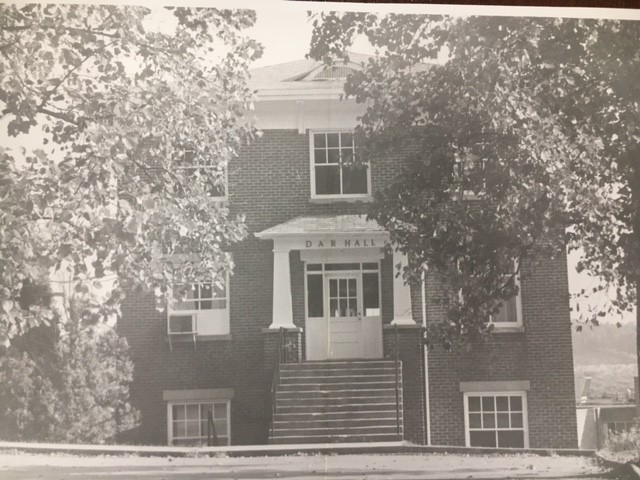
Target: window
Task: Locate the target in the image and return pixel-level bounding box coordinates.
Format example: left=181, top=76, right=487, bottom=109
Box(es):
left=606, top=421, right=635, bottom=435
left=464, top=392, right=528, bottom=448
left=310, top=131, right=370, bottom=198
left=489, top=260, right=522, bottom=330
left=168, top=274, right=230, bottom=338
left=175, top=147, right=228, bottom=200
left=168, top=400, right=230, bottom=446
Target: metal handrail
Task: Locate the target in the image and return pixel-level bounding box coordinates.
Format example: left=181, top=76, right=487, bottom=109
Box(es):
left=269, top=327, right=287, bottom=438
left=394, top=324, right=401, bottom=436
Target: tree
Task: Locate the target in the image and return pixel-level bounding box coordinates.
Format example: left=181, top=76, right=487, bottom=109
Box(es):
left=0, top=281, right=139, bottom=443
left=0, top=4, right=263, bottom=345
left=309, top=13, right=640, bottom=361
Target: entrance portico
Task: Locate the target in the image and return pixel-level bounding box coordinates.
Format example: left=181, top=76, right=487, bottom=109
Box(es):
left=256, top=214, right=415, bottom=361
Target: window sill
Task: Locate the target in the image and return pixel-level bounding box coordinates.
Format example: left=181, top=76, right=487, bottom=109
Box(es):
left=490, top=325, right=524, bottom=334
left=165, top=334, right=232, bottom=344
left=309, top=196, right=373, bottom=204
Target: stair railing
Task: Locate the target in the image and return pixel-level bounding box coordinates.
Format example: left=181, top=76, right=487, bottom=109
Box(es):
left=394, top=324, right=401, bottom=436
left=269, top=327, right=287, bottom=438
left=207, top=408, right=219, bottom=446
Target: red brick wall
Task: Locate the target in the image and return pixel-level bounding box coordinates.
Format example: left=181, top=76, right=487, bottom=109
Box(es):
left=120, top=129, right=576, bottom=448
left=425, top=253, right=578, bottom=448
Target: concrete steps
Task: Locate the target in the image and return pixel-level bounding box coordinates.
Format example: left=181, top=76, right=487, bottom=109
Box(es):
left=268, top=360, right=404, bottom=444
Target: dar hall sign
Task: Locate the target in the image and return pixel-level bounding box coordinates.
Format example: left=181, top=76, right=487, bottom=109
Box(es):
left=304, top=238, right=379, bottom=248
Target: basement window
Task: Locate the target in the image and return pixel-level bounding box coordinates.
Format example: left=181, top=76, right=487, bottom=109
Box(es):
left=464, top=392, right=529, bottom=448
left=167, top=400, right=230, bottom=446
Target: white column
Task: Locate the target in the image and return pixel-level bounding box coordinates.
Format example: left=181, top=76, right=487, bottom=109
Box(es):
left=391, top=250, right=415, bottom=325
left=269, top=246, right=296, bottom=329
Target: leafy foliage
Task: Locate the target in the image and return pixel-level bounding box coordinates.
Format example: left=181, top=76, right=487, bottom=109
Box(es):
left=0, top=4, right=263, bottom=345
left=605, top=418, right=640, bottom=457
left=0, top=284, right=139, bottom=443
left=309, top=13, right=640, bottom=347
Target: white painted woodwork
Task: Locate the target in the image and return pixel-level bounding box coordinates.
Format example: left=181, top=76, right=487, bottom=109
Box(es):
left=252, top=99, right=366, bottom=132
left=391, top=250, right=415, bottom=325
left=269, top=245, right=296, bottom=330
left=196, top=309, right=230, bottom=336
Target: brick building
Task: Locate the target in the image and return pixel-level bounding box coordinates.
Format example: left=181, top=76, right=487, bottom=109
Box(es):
left=118, top=56, right=578, bottom=449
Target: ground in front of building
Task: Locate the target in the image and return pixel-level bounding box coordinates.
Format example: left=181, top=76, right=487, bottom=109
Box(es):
left=0, top=451, right=622, bottom=479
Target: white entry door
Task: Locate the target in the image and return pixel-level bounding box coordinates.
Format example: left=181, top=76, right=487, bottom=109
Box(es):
left=326, top=273, right=363, bottom=359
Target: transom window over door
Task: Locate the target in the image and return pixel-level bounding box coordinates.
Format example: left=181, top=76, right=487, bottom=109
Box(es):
left=311, top=131, right=370, bottom=198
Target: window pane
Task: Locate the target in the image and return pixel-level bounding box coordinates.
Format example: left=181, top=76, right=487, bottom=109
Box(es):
left=363, top=273, right=380, bottom=316
left=483, top=413, right=496, bottom=429
left=200, top=284, right=213, bottom=299
left=327, top=133, right=339, bottom=148
left=348, top=278, right=356, bottom=296
left=482, top=396, right=495, bottom=412
left=468, top=396, right=481, bottom=412
left=339, top=299, right=348, bottom=316
left=214, top=419, right=227, bottom=436
left=342, top=166, right=368, bottom=194
left=329, top=279, right=337, bottom=297
left=341, top=132, right=354, bottom=147
left=362, top=263, right=379, bottom=270
left=174, top=421, right=185, bottom=438
left=200, top=404, right=213, bottom=420
left=315, top=165, right=341, bottom=195
left=493, top=296, right=517, bottom=323
left=173, top=405, right=185, bottom=420
left=511, top=413, right=523, bottom=428
left=307, top=264, right=322, bottom=271
left=186, top=404, right=199, bottom=420
left=325, top=263, right=360, bottom=270
left=314, top=148, right=327, bottom=164
left=469, top=413, right=482, bottom=428
left=510, top=396, right=523, bottom=411
left=496, top=396, right=509, bottom=411
left=341, top=147, right=354, bottom=163
left=497, top=413, right=510, bottom=428
left=214, top=403, right=227, bottom=420
left=498, top=430, right=524, bottom=448
left=307, top=275, right=323, bottom=317
left=314, top=133, right=326, bottom=148
left=327, top=149, right=340, bottom=164
left=186, top=420, right=200, bottom=437
left=470, top=431, right=496, bottom=447
left=329, top=299, right=338, bottom=317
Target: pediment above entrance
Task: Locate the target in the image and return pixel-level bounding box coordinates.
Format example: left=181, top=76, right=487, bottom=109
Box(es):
left=255, top=214, right=389, bottom=252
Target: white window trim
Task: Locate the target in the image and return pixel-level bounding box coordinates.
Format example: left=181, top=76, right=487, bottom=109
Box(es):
left=463, top=390, right=529, bottom=449
left=489, top=259, right=523, bottom=332
left=166, top=398, right=231, bottom=446
left=309, top=129, right=372, bottom=200
left=175, top=147, right=229, bottom=202
left=167, top=271, right=230, bottom=338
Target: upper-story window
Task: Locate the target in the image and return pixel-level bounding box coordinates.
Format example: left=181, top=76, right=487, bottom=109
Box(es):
left=490, top=260, right=522, bottom=330
left=310, top=131, right=371, bottom=199
left=176, top=147, right=228, bottom=200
